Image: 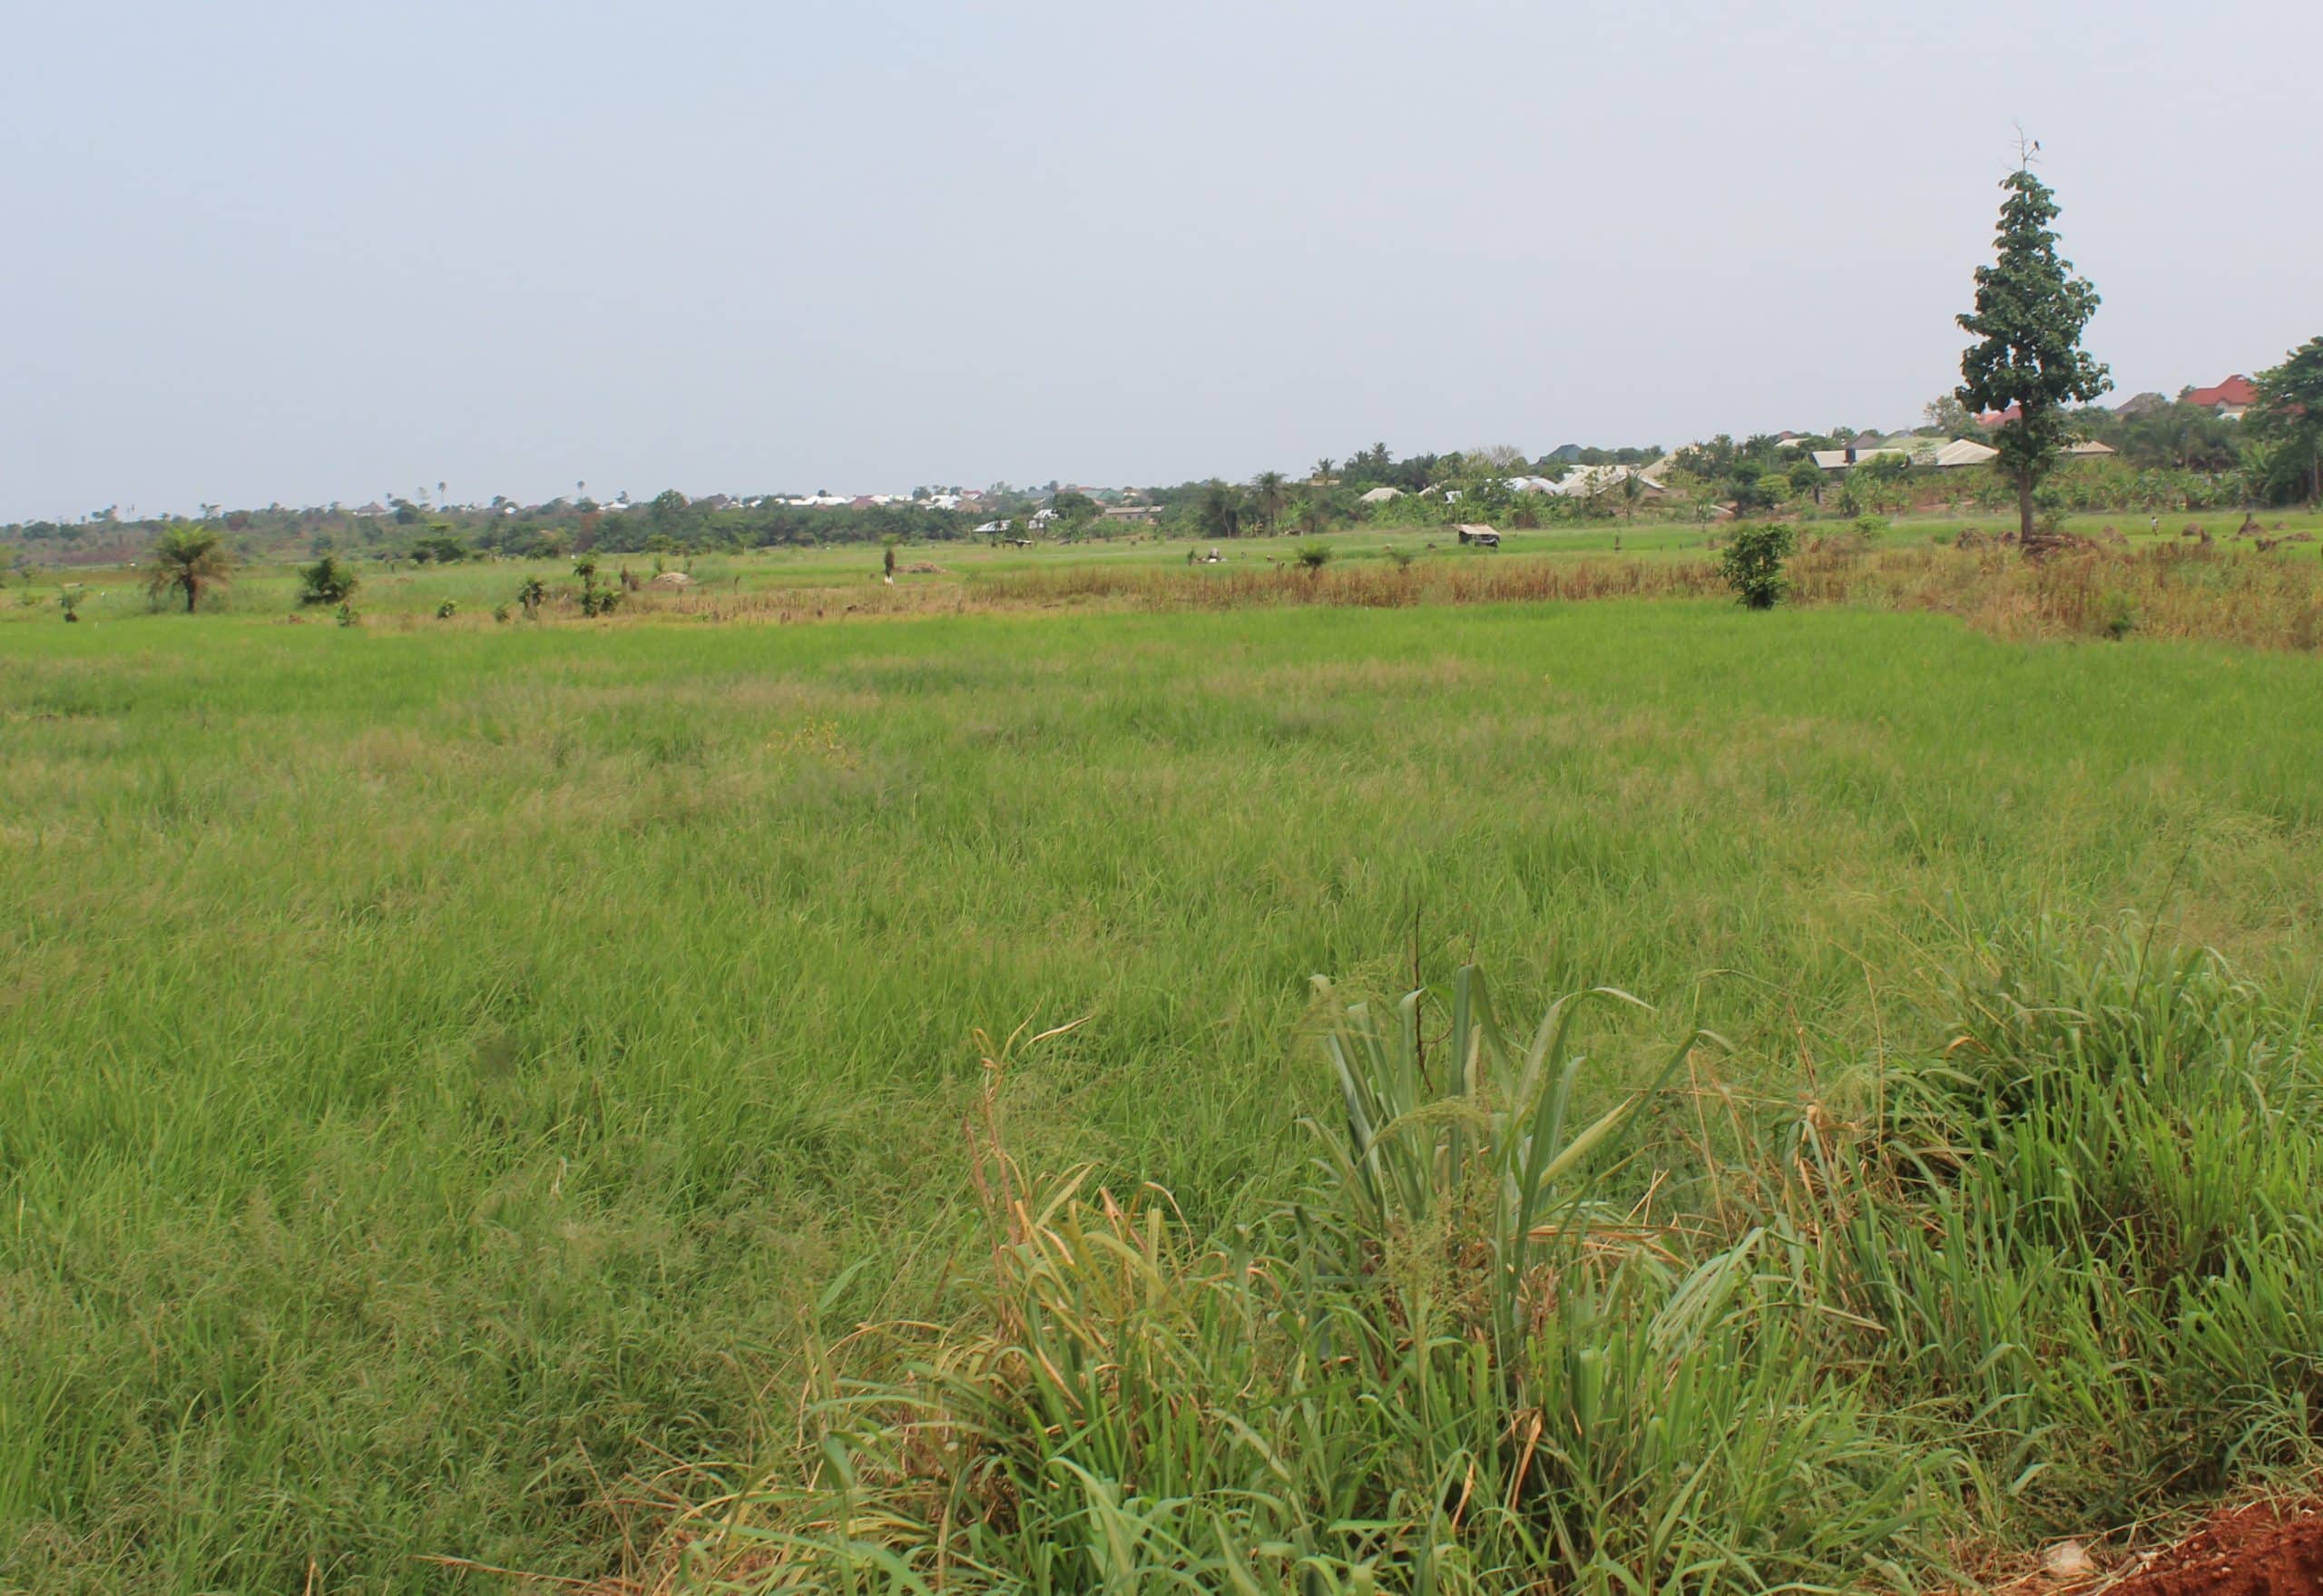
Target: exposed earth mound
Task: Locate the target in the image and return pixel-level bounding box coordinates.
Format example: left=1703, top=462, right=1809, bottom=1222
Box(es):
left=2102, top=1503, right=2323, bottom=1596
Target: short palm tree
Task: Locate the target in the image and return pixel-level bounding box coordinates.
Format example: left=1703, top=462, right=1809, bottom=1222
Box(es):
left=146, top=528, right=233, bottom=612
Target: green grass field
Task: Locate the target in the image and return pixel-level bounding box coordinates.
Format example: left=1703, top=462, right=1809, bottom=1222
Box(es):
left=5, top=579, right=2323, bottom=1590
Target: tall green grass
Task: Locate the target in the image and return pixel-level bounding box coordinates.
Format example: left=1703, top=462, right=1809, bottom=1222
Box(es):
left=5, top=601, right=2323, bottom=1590
left=684, top=928, right=2323, bottom=1593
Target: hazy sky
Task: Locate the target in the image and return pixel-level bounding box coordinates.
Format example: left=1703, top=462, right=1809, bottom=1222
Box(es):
left=5, top=0, right=2318, bottom=521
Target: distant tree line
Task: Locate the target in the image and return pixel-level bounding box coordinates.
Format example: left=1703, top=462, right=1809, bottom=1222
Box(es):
left=8, top=328, right=2319, bottom=575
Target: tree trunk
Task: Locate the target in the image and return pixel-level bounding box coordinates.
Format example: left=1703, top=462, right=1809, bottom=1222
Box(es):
left=185, top=579, right=198, bottom=613
left=2014, top=472, right=2041, bottom=555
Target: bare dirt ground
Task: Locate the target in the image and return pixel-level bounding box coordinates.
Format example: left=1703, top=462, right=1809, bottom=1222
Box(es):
left=2089, top=1503, right=2323, bottom=1596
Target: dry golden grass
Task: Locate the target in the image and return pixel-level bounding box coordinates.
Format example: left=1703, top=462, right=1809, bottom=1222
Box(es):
left=1799, top=542, right=2323, bottom=651
left=522, top=541, right=2323, bottom=656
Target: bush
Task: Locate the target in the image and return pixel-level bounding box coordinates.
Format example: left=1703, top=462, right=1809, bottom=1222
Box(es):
left=571, top=557, right=622, bottom=617
left=297, top=556, right=360, bottom=608
left=435, top=600, right=458, bottom=620
left=1717, top=522, right=1797, bottom=609
left=1294, top=543, right=1331, bottom=572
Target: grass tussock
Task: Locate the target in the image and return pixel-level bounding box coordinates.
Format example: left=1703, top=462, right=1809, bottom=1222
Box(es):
left=663, top=926, right=2323, bottom=1594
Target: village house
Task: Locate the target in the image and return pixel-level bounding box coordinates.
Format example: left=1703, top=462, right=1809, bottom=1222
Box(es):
left=2181, top=376, right=2259, bottom=419
left=1530, top=464, right=1671, bottom=499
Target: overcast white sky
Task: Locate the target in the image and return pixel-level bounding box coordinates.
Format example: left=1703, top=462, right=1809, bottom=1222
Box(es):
left=4, top=0, right=2318, bottom=521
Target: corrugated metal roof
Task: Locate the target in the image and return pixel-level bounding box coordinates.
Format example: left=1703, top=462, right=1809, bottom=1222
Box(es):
left=1935, top=438, right=1999, bottom=468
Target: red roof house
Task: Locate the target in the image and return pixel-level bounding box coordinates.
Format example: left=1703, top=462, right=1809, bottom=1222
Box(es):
left=2182, top=376, right=2259, bottom=416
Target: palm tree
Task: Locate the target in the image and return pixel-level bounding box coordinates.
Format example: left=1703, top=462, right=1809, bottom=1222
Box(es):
left=1250, top=470, right=1289, bottom=533
left=1313, top=457, right=1336, bottom=485
left=146, top=528, right=233, bottom=613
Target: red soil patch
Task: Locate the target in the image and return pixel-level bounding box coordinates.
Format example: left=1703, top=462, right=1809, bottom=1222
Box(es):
left=2103, top=1503, right=2323, bottom=1596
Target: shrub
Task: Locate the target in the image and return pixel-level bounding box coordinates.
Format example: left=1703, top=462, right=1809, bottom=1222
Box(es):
left=570, top=557, right=622, bottom=617
left=516, top=577, right=546, bottom=617
left=297, top=555, right=359, bottom=608
left=435, top=600, right=458, bottom=620
left=1294, top=543, right=1331, bottom=572
left=57, top=585, right=85, bottom=622
left=1717, top=522, right=1797, bottom=609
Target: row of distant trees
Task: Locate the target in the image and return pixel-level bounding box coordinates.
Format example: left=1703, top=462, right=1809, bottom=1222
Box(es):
left=0, top=441, right=1683, bottom=570
left=7, top=409, right=2310, bottom=583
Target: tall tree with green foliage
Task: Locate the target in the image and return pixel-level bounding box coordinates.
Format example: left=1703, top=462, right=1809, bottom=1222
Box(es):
left=145, top=527, right=233, bottom=612
left=1922, top=394, right=1977, bottom=436
left=1196, top=480, right=1246, bottom=540
left=1727, top=461, right=1770, bottom=520
left=1250, top=471, right=1289, bottom=533
left=1955, top=159, right=2112, bottom=553
left=2250, top=337, right=2323, bottom=506
left=1787, top=455, right=1824, bottom=507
